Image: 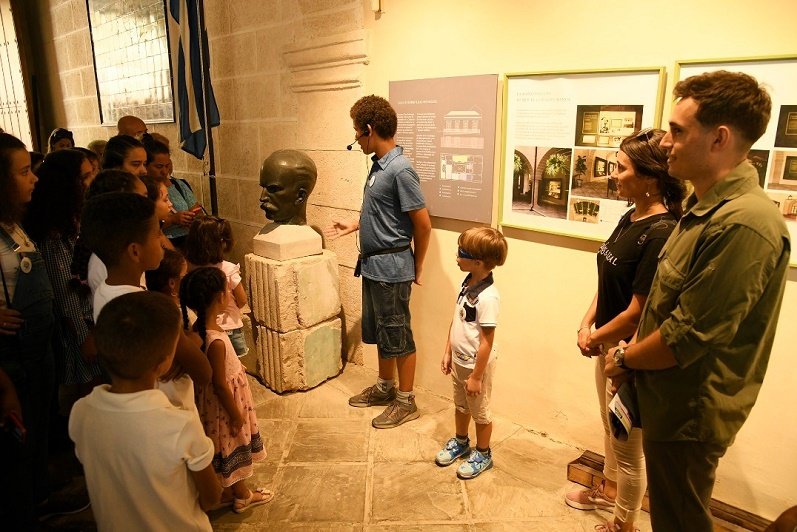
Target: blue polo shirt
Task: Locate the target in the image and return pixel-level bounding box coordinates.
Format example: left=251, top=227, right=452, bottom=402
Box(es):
left=359, top=146, right=426, bottom=283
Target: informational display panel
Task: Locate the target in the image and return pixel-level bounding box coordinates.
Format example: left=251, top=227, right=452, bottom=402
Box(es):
left=499, top=68, right=665, bottom=241
left=390, top=75, right=498, bottom=223
left=676, top=56, right=797, bottom=267
left=87, top=0, right=175, bottom=125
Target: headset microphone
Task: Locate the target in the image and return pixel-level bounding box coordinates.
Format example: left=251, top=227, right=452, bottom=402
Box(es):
left=346, top=131, right=369, bottom=150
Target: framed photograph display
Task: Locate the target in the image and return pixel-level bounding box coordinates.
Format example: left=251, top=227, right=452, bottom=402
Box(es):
left=86, top=0, right=175, bottom=125
left=499, top=67, right=665, bottom=240
left=676, top=55, right=797, bottom=266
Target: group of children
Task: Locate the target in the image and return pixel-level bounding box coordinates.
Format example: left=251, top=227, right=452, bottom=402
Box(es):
left=70, top=172, right=271, bottom=528
left=81, top=201, right=510, bottom=527
left=1, top=112, right=515, bottom=530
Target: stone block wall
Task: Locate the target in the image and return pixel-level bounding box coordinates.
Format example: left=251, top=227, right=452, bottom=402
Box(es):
left=27, top=0, right=370, bottom=364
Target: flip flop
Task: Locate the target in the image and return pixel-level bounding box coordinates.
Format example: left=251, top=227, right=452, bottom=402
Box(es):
left=233, top=487, right=274, bottom=514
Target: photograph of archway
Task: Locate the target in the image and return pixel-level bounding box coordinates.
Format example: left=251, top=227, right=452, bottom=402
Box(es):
left=571, top=149, right=620, bottom=200
left=511, top=147, right=571, bottom=219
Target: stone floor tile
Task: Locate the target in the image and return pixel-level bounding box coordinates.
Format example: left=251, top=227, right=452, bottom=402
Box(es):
left=247, top=459, right=281, bottom=491
left=248, top=374, right=278, bottom=407
left=327, top=363, right=381, bottom=396
left=465, top=467, right=572, bottom=520
left=210, top=497, right=270, bottom=526
left=263, top=464, right=367, bottom=522
left=219, top=522, right=362, bottom=531
left=255, top=389, right=307, bottom=420
left=492, top=429, right=576, bottom=492
left=370, top=462, right=467, bottom=522
left=257, top=418, right=295, bottom=460
left=287, top=419, right=370, bottom=462
left=470, top=516, right=597, bottom=531
left=298, top=383, right=374, bottom=419
left=365, top=525, right=469, bottom=531
left=372, top=410, right=453, bottom=462
left=410, top=386, right=453, bottom=415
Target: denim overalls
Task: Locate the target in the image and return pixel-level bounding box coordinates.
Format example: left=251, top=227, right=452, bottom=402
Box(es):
left=0, top=225, right=55, bottom=524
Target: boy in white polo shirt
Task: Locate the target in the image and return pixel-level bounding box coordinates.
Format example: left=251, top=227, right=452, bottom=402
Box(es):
left=437, top=227, right=508, bottom=479
left=69, top=292, right=221, bottom=531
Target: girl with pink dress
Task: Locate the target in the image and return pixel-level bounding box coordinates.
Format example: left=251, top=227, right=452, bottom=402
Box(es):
left=179, top=267, right=270, bottom=513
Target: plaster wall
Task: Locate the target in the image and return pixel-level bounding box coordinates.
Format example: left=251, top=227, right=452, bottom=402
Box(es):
left=359, top=0, right=797, bottom=519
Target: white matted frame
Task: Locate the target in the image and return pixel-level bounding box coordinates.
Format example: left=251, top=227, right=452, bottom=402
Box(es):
left=499, top=67, right=666, bottom=241
left=676, top=55, right=797, bottom=267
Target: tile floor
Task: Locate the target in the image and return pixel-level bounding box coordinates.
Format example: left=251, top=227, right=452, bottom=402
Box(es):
left=209, top=364, right=654, bottom=531
left=49, top=363, right=751, bottom=531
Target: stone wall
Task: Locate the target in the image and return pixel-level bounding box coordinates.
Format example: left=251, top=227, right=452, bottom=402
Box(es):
left=26, top=0, right=369, bottom=363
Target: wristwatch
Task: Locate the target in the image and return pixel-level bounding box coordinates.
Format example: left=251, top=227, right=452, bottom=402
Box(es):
left=613, top=346, right=629, bottom=370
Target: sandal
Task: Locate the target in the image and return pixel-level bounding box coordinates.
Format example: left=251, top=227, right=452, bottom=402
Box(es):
left=233, top=487, right=274, bottom=514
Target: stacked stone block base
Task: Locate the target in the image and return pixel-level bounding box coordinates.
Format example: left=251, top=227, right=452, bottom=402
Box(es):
left=254, top=318, right=342, bottom=393
left=245, top=249, right=342, bottom=392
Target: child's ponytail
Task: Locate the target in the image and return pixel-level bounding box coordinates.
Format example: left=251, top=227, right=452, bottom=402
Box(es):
left=178, top=266, right=228, bottom=350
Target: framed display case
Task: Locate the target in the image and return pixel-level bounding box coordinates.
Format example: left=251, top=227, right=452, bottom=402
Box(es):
left=499, top=67, right=665, bottom=240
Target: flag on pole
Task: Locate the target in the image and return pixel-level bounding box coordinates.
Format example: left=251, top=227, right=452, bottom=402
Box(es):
left=166, top=0, right=219, bottom=159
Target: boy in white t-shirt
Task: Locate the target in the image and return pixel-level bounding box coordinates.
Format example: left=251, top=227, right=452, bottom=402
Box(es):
left=81, top=192, right=211, bottom=404
left=69, top=291, right=222, bottom=531
left=437, top=227, right=508, bottom=479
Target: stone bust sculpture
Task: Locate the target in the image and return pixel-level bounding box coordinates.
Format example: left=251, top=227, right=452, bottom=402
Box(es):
left=259, top=149, right=318, bottom=225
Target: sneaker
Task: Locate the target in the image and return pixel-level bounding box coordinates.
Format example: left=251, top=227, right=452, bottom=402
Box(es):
left=371, top=397, right=419, bottom=428
left=457, top=449, right=493, bottom=479
left=435, top=437, right=471, bottom=466
left=348, top=383, right=396, bottom=408
left=565, top=481, right=615, bottom=511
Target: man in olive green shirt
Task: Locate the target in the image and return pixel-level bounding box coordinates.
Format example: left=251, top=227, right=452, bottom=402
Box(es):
left=604, top=71, right=790, bottom=531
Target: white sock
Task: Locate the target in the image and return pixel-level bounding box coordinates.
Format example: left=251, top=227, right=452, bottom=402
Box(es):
left=377, top=377, right=393, bottom=392
left=396, top=389, right=413, bottom=404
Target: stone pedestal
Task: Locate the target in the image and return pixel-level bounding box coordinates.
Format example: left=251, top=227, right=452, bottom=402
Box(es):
left=253, top=223, right=322, bottom=261
left=246, top=248, right=342, bottom=392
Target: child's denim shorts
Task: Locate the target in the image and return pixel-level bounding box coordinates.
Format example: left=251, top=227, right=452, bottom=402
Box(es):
left=227, top=327, right=249, bottom=357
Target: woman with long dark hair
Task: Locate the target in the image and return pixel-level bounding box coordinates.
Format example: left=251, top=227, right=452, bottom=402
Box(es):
left=565, top=128, right=686, bottom=532
left=24, top=149, right=103, bottom=404
left=0, top=132, right=56, bottom=527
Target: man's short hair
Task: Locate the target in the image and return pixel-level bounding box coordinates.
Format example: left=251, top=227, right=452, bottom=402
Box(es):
left=350, top=95, right=398, bottom=139
left=673, top=70, right=771, bottom=147
left=458, top=227, right=508, bottom=269
left=81, top=192, right=155, bottom=267
left=95, top=291, right=180, bottom=380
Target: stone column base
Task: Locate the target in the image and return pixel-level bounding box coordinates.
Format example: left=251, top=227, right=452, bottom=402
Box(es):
left=254, top=317, right=342, bottom=393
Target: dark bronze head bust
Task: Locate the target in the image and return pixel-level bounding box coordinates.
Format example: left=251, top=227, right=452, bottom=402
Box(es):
left=259, top=149, right=318, bottom=225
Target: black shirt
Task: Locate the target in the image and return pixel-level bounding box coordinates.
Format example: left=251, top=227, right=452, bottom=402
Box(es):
left=595, top=209, right=677, bottom=332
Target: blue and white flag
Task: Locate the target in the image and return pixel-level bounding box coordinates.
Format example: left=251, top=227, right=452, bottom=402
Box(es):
left=167, top=0, right=219, bottom=159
